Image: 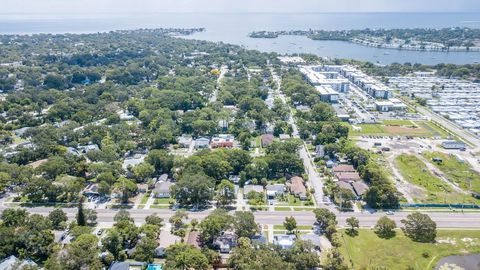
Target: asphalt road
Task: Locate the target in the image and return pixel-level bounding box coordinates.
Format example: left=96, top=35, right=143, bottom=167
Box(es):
left=2, top=206, right=480, bottom=228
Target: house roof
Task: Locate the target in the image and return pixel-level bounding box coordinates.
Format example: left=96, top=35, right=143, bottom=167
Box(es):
left=153, top=181, right=173, bottom=194
left=0, top=255, right=37, bottom=270
left=300, top=233, right=322, bottom=247
left=109, top=261, right=145, bottom=270
left=352, top=181, right=369, bottom=196
left=244, top=185, right=264, bottom=194
left=158, top=174, right=168, bottom=182
left=261, top=134, right=274, bottom=145
left=266, top=184, right=285, bottom=193
left=290, top=176, right=306, bottom=196
left=333, top=164, right=356, bottom=173
left=335, top=172, right=361, bottom=182
left=336, top=181, right=355, bottom=193
left=273, top=234, right=296, bottom=248
left=195, top=137, right=210, bottom=144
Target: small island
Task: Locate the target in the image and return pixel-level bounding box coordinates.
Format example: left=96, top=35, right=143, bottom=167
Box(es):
left=249, top=27, right=480, bottom=52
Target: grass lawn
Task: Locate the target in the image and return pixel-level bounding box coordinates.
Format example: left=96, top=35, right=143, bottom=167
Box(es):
left=382, top=119, right=414, bottom=126
left=423, top=152, right=480, bottom=195
left=348, top=121, right=443, bottom=138
left=154, top=197, right=174, bottom=204
left=394, top=154, right=476, bottom=204
left=273, top=225, right=312, bottom=230
left=339, top=229, right=480, bottom=270
left=276, top=194, right=308, bottom=206
left=274, top=206, right=292, bottom=211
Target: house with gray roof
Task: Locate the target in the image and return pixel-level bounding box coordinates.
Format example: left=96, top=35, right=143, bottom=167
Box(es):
left=153, top=181, right=174, bottom=198
left=266, top=184, right=285, bottom=199
left=0, top=255, right=37, bottom=270
left=243, top=185, right=264, bottom=195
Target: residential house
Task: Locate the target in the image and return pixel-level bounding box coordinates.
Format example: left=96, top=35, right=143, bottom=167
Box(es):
left=83, top=183, right=100, bottom=197
left=0, top=255, right=38, bottom=270
left=243, top=185, right=264, bottom=195
left=66, top=147, right=81, bottom=156
left=122, top=154, right=146, bottom=171
left=315, top=145, right=325, bottom=158
left=289, top=176, right=307, bottom=200
left=266, top=184, right=285, bottom=199
left=177, top=135, right=192, bottom=148
left=211, top=134, right=235, bottom=148
left=214, top=231, right=237, bottom=253
left=300, top=233, right=324, bottom=251
left=78, top=143, right=100, bottom=153
left=332, top=165, right=356, bottom=173
left=157, top=174, right=168, bottom=182
left=153, top=181, right=174, bottom=198
left=261, top=134, right=274, bottom=147
left=194, top=137, right=210, bottom=149
left=335, top=172, right=361, bottom=182
left=13, top=127, right=31, bottom=137
left=109, top=261, right=145, bottom=270
left=336, top=181, right=355, bottom=194
left=352, top=181, right=369, bottom=198
left=273, top=234, right=296, bottom=249
left=279, top=134, right=291, bottom=141
left=250, top=235, right=267, bottom=248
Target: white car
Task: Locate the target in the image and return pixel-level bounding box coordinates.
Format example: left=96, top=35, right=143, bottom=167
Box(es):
left=386, top=210, right=394, bottom=215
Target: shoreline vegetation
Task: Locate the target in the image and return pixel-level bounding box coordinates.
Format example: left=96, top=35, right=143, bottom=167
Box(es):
left=249, top=27, right=480, bottom=52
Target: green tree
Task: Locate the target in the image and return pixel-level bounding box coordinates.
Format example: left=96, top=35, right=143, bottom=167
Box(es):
left=146, top=149, right=174, bottom=175
left=1, top=208, right=28, bottom=227
left=133, top=237, right=157, bottom=263
left=374, top=216, right=396, bottom=239
left=145, top=214, right=164, bottom=227
left=165, top=243, right=209, bottom=270
left=114, top=209, right=133, bottom=223
left=171, top=172, right=214, bottom=207
left=313, top=208, right=337, bottom=231
left=233, top=211, right=259, bottom=238
left=215, top=179, right=236, bottom=207
left=46, top=234, right=102, bottom=270
left=102, top=229, right=123, bottom=260
left=48, top=209, right=68, bottom=230
left=132, top=162, right=155, bottom=182
left=169, top=210, right=188, bottom=232
left=346, top=217, right=359, bottom=236
left=322, top=248, right=348, bottom=270
left=401, top=213, right=437, bottom=242
left=284, top=216, right=297, bottom=234
left=77, top=196, right=86, bottom=226
left=199, top=209, right=233, bottom=247
left=114, top=177, right=137, bottom=203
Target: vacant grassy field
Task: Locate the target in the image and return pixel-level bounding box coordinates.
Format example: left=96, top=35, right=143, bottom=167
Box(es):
left=423, top=151, right=480, bottom=194
left=339, top=229, right=480, bottom=270
left=394, top=154, right=476, bottom=203
left=349, top=121, right=444, bottom=138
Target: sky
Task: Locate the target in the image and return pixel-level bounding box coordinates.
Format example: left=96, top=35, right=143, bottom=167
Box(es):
left=1, top=0, right=480, bottom=14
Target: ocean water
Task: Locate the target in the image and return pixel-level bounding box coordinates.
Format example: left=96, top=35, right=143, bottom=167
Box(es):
left=1, top=12, right=480, bottom=65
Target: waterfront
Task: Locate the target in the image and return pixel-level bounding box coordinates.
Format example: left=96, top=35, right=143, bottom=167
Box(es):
left=2, top=12, right=480, bottom=64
